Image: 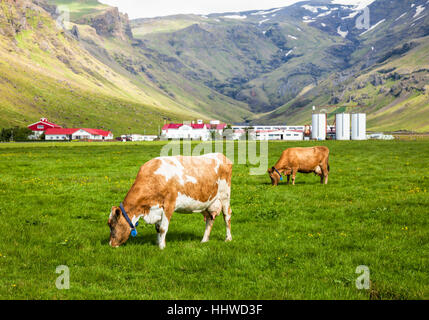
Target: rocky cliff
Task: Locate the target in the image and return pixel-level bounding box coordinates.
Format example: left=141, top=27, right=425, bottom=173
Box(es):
left=77, top=6, right=133, bottom=41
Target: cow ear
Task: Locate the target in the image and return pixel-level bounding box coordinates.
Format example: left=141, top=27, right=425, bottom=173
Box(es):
left=115, top=207, right=121, bottom=217
left=111, top=206, right=121, bottom=218
left=267, top=168, right=273, bottom=174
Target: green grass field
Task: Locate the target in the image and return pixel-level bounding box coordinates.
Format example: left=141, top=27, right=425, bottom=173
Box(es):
left=0, top=140, right=428, bottom=299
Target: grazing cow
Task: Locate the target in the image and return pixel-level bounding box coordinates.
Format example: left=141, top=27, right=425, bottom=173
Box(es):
left=268, top=146, right=330, bottom=186
left=108, top=153, right=233, bottom=249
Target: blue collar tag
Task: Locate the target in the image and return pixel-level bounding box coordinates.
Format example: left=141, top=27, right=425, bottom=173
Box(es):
left=120, top=203, right=138, bottom=237
left=273, top=167, right=283, bottom=181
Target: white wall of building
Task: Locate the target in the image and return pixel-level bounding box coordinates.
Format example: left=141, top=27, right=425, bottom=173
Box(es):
left=163, top=125, right=210, bottom=141
left=45, top=134, right=68, bottom=141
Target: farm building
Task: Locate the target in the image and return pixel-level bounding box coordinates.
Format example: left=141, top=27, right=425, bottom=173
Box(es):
left=255, top=129, right=304, bottom=141
left=162, top=123, right=211, bottom=140
left=122, top=134, right=158, bottom=141
left=231, top=125, right=305, bottom=141
left=44, top=128, right=113, bottom=141
left=28, top=118, right=62, bottom=139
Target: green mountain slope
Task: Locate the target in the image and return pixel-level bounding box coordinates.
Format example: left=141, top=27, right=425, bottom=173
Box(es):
left=255, top=0, right=429, bottom=132
left=0, top=0, right=207, bottom=134
left=131, top=0, right=429, bottom=132
left=50, top=0, right=253, bottom=122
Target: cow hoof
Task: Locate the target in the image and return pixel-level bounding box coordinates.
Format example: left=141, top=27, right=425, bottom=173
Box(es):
left=225, top=237, right=232, bottom=242
left=201, top=239, right=209, bottom=243
left=159, top=244, right=166, bottom=250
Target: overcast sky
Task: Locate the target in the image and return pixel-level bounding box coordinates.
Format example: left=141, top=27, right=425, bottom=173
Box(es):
left=98, top=0, right=366, bottom=19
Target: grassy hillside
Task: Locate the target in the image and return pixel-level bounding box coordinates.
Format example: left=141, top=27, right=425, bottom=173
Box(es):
left=47, top=0, right=110, bottom=20
left=0, top=0, right=211, bottom=134
left=47, top=0, right=254, bottom=123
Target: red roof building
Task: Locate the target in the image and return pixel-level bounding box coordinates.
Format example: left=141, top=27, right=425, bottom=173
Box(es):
left=28, top=118, right=62, bottom=132
left=44, top=128, right=113, bottom=141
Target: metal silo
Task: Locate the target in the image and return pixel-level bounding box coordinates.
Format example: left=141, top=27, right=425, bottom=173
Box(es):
left=351, top=113, right=367, bottom=140
left=312, top=113, right=326, bottom=140
left=336, top=113, right=350, bottom=140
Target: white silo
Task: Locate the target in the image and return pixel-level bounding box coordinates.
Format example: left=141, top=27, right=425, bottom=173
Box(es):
left=336, top=113, right=351, bottom=140
left=351, top=113, right=367, bottom=140
left=312, top=113, right=326, bottom=140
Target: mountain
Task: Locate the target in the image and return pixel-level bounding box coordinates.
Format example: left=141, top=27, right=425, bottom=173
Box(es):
left=1, top=0, right=428, bottom=133
left=132, top=0, right=429, bottom=131
left=46, top=0, right=253, bottom=123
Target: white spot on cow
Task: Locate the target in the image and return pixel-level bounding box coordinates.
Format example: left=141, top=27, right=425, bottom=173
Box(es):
left=185, top=175, right=197, bottom=184
left=314, top=166, right=322, bottom=175
left=217, top=179, right=231, bottom=201
left=155, top=157, right=185, bottom=184
left=175, top=193, right=213, bottom=213
left=143, top=205, right=164, bottom=224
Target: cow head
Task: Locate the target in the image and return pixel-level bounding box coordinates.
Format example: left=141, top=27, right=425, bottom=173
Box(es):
left=108, top=206, right=131, bottom=247
left=267, top=167, right=280, bottom=186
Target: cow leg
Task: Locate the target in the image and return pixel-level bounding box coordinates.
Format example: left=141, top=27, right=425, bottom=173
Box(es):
left=202, top=200, right=222, bottom=243
left=201, top=211, right=215, bottom=243
left=158, top=203, right=174, bottom=250
left=287, top=175, right=290, bottom=184
left=222, top=205, right=232, bottom=242
left=157, top=215, right=169, bottom=250
left=291, top=168, right=298, bottom=185
left=321, top=165, right=329, bottom=185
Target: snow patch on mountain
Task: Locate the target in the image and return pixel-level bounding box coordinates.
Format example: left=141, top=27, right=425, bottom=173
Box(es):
left=413, top=5, right=425, bottom=18
left=301, top=5, right=329, bottom=13
left=251, top=8, right=282, bottom=16
left=360, top=19, right=385, bottom=36
left=394, top=12, right=407, bottom=21
left=337, top=26, right=348, bottom=38
left=331, top=0, right=375, bottom=11
left=317, top=11, right=332, bottom=17
left=222, top=15, right=247, bottom=20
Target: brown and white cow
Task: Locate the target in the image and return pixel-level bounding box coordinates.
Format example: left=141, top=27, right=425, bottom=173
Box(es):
left=108, top=153, right=233, bottom=249
left=268, top=146, right=330, bottom=186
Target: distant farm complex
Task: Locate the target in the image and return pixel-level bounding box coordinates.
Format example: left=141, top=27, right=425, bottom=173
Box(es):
left=27, top=111, right=370, bottom=142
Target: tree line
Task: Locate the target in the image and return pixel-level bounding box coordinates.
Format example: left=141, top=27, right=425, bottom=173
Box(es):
left=0, top=127, right=33, bottom=142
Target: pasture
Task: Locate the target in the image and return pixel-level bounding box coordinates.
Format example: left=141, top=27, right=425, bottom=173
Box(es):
left=0, top=140, right=428, bottom=299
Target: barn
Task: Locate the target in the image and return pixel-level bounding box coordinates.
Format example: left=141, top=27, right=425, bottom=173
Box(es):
left=28, top=118, right=62, bottom=139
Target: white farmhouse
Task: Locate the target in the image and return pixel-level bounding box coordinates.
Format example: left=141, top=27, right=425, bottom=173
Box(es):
left=44, top=128, right=113, bottom=141
left=162, top=123, right=211, bottom=141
